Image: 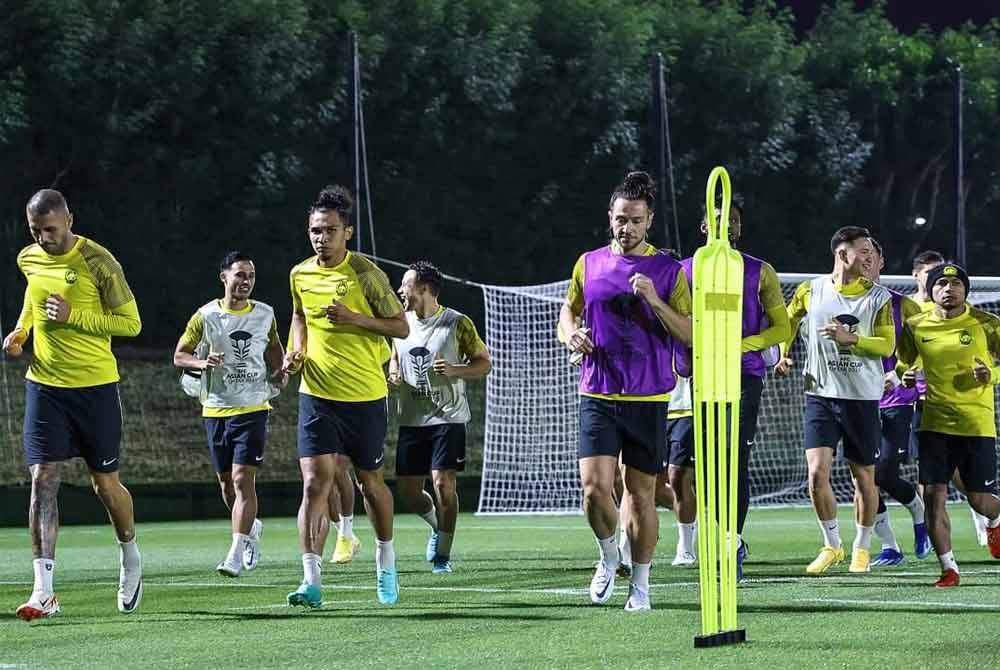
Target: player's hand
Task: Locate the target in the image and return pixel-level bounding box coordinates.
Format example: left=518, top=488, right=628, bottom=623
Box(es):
left=629, top=273, right=659, bottom=305
left=3, top=329, right=27, bottom=357
left=567, top=326, right=594, bottom=355
left=282, top=350, right=304, bottom=375
left=201, top=352, right=225, bottom=370
left=774, top=356, right=794, bottom=376
left=270, top=367, right=290, bottom=388
left=883, top=371, right=900, bottom=393
left=325, top=300, right=360, bottom=325
left=45, top=294, right=71, bottom=323
left=819, top=319, right=855, bottom=346
left=973, top=357, right=992, bottom=384
left=901, top=366, right=919, bottom=388
left=433, top=354, right=456, bottom=377
left=387, top=361, right=402, bottom=386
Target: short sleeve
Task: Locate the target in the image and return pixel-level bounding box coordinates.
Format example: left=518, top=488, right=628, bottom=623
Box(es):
left=565, top=255, right=585, bottom=314
left=356, top=261, right=402, bottom=319
left=456, top=315, right=487, bottom=358
left=178, top=312, right=205, bottom=350
left=667, top=272, right=692, bottom=317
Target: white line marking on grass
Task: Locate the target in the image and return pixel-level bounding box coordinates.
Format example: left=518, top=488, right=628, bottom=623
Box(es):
left=797, top=597, right=1000, bottom=611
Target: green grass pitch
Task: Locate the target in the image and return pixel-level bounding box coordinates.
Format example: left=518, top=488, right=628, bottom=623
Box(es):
left=1, top=505, right=998, bottom=669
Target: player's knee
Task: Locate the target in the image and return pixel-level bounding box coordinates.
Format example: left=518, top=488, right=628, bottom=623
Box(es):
left=582, top=479, right=612, bottom=503
left=231, top=470, right=254, bottom=495
left=31, top=465, right=60, bottom=492
left=807, top=468, right=829, bottom=492
left=301, top=473, right=328, bottom=501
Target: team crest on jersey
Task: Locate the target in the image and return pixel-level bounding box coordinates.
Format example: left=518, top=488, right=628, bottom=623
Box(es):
left=833, top=314, right=860, bottom=354
left=64, top=269, right=77, bottom=284
left=959, top=330, right=972, bottom=346
left=409, top=346, right=433, bottom=397
left=335, top=279, right=349, bottom=298
left=229, top=330, right=253, bottom=362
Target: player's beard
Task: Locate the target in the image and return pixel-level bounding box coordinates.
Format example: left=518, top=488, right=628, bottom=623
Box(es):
left=617, top=233, right=642, bottom=254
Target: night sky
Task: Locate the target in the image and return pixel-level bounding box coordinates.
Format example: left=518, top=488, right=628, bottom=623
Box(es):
left=776, top=0, right=998, bottom=34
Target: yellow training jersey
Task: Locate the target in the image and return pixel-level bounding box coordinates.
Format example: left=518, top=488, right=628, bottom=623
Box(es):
left=290, top=252, right=402, bottom=402
left=179, top=301, right=280, bottom=418
left=898, top=304, right=1000, bottom=438
left=15, top=236, right=141, bottom=388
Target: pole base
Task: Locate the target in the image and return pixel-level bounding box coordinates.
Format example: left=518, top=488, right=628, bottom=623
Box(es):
left=694, top=629, right=746, bottom=648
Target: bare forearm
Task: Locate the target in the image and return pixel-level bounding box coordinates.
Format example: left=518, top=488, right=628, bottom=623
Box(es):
left=289, top=313, right=307, bottom=353
left=173, top=350, right=203, bottom=369
left=353, top=313, right=408, bottom=339
left=558, top=303, right=578, bottom=345
left=447, top=357, right=492, bottom=380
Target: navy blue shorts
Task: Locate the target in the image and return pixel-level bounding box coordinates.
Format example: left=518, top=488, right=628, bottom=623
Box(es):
left=803, top=395, right=880, bottom=466
left=918, top=431, right=997, bottom=492
left=23, top=380, right=123, bottom=473
left=667, top=416, right=694, bottom=467
left=578, top=396, right=668, bottom=475
left=297, top=394, right=387, bottom=471
left=203, top=410, right=269, bottom=473
left=396, top=423, right=466, bottom=476
left=879, top=404, right=914, bottom=467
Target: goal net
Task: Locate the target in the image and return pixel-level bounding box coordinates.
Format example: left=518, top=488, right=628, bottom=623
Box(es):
left=476, top=273, right=1000, bottom=514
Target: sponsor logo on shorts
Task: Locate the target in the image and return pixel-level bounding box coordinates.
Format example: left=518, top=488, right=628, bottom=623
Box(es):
left=986, top=479, right=996, bottom=487
left=255, top=455, right=264, bottom=462
left=101, top=457, right=118, bottom=467
left=374, top=454, right=384, bottom=465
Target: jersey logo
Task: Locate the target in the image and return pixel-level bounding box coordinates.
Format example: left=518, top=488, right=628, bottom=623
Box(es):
left=833, top=314, right=860, bottom=354
left=959, top=330, right=972, bottom=346
left=409, top=346, right=433, bottom=397
left=335, top=279, right=349, bottom=298
left=229, top=330, right=253, bottom=363
left=64, top=269, right=77, bottom=284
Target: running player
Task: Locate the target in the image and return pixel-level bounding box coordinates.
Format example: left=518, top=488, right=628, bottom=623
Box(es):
left=680, top=201, right=790, bottom=580
left=862, top=240, right=930, bottom=566
left=389, top=260, right=492, bottom=574
left=173, top=251, right=286, bottom=577
left=776, top=227, right=893, bottom=574
left=897, top=262, right=1000, bottom=586
left=559, top=171, right=692, bottom=611
left=283, top=185, right=408, bottom=608
left=4, top=189, right=143, bottom=620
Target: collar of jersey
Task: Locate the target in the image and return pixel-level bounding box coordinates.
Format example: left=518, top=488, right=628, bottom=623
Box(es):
left=42, top=235, right=85, bottom=260
left=217, top=299, right=254, bottom=315
left=414, top=305, right=445, bottom=323
left=832, top=275, right=872, bottom=296
left=926, top=303, right=969, bottom=322
left=313, top=250, right=351, bottom=272
left=609, top=240, right=654, bottom=257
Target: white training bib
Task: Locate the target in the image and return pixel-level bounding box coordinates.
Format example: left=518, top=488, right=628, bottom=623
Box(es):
left=802, top=276, right=890, bottom=401
left=394, top=307, right=471, bottom=426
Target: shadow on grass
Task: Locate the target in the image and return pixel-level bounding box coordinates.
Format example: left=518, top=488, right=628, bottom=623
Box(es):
left=170, top=609, right=572, bottom=622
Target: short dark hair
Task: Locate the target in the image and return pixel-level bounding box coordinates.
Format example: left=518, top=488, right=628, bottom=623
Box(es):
left=608, top=171, right=655, bottom=211
left=27, top=189, right=68, bottom=218
left=829, top=226, right=871, bottom=255
left=912, top=250, right=945, bottom=271
left=869, top=237, right=883, bottom=257
left=309, top=185, right=354, bottom=222
left=219, top=250, right=254, bottom=272
left=409, top=260, right=443, bottom=296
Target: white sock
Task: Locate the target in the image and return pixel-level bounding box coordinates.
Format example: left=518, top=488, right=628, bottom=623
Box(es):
left=853, top=523, right=874, bottom=552
left=939, top=550, right=958, bottom=573
left=418, top=507, right=439, bottom=532
left=973, top=509, right=989, bottom=531
left=376, top=539, right=396, bottom=571
left=904, top=495, right=925, bottom=525
left=618, top=527, right=632, bottom=566
left=873, top=512, right=898, bottom=551
left=596, top=533, right=619, bottom=565
left=302, top=553, right=322, bottom=587
left=32, top=558, right=54, bottom=595
left=631, top=561, right=651, bottom=591
left=819, top=518, right=841, bottom=549
left=677, top=522, right=696, bottom=556
left=437, top=531, right=454, bottom=558
left=987, top=514, right=1000, bottom=529
left=340, top=514, right=355, bottom=539
left=119, top=539, right=141, bottom=569
left=228, top=533, right=250, bottom=562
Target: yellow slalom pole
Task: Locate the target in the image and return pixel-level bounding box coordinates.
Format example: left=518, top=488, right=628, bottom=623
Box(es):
left=692, top=166, right=746, bottom=648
